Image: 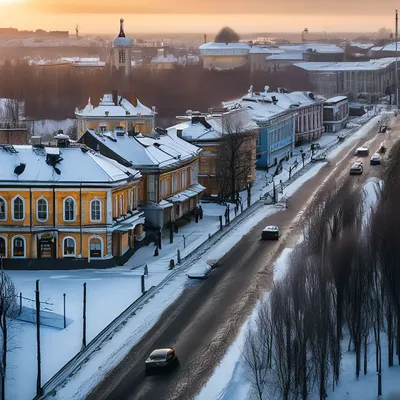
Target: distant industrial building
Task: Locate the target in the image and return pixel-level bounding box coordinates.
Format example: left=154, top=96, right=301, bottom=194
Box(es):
left=294, top=58, right=396, bottom=100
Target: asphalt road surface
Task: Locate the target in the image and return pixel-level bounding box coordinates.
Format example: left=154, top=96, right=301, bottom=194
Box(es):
left=88, top=114, right=398, bottom=400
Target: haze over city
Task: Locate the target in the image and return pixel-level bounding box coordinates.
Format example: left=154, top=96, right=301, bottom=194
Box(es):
left=0, top=0, right=398, bottom=33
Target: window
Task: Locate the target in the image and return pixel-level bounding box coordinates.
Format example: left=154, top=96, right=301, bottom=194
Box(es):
left=172, top=174, right=178, bottom=193
left=118, top=49, right=126, bottom=64
left=0, top=197, right=6, bottom=221
left=0, top=237, right=6, bottom=257
left=37, top=198, right=48, bottom=222
left=64, top=197, right=76, bottom=222
left=90, top=199, right=102, bottom=222
left=12, top=236, right=25, bottom=258
left=89, top=237, right=102, bottom=258
left=119, top=195, right=124, bottom=215
left=12, top=196, right=25, bottom=221
left=63, top=237, right=76, bottom=257
left=181, top=171, right=186, bottom=189
left=161, top=179, right=170, bottom=197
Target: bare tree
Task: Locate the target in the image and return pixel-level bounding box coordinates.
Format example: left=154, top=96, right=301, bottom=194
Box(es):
left=0, top=99, right=21, bottom=125
left=215, top=26, right=240, bottom=43
left=216, top=110, right=256, bottom=202
left=0, top=264, right=18, bottom=400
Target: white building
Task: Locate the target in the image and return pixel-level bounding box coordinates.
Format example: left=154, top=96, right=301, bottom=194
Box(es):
left=109, top=18, right=133, bottom=77
left=199, top=42, right=251, bottom=70
left=75, top=92, right=156, bottom=138
left=294, top=58, right=396, bottom=99
left=323, top=96, right=349, bottom=133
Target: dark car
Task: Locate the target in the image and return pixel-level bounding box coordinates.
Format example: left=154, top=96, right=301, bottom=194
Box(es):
left=145, top=348, right=179, bottom=375
left=261, top=225, right=280, bottom=240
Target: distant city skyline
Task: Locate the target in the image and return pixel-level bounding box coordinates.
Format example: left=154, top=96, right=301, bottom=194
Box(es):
left=0, top=0, right=397, bottom=35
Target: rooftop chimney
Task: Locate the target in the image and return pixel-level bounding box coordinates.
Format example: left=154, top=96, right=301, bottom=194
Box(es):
left=177, top=129, right=183, bottom=138
left=204, top=34, right=207, bottom=43
left=112, top=90, right=118, bottom=106
left=131, top=93, right=137, bottom=107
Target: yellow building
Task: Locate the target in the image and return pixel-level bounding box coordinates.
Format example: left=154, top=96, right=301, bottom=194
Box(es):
left=0, top=139, right=144, bottom=269
left=79, top=128, right=204, bottom=228
left=75, top=91, right=156, bottom=138
left=199, top=42, right=250, bottom=70
left=168, top=109, right=257, bottom=198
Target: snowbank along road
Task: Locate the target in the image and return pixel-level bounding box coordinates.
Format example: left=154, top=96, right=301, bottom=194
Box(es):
left=88, top=114, right=398, bottom=400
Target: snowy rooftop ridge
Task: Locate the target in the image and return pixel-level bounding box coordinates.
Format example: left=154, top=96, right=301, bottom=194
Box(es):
left=294, top=57, right=397, bottom=72
left=0, top=145, right=141, bottom=184
left=82, top=129, right=202, bottom=171
left=75, top=94, right=154, bottom=118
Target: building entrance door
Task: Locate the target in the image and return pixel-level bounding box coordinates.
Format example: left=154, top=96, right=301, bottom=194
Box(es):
left=37, top=234, right=56, bottom=259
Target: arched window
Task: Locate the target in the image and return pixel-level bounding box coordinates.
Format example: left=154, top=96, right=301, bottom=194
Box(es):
left=63, top=237, right=76, bottom=257
left=12, top=196, right=25, bottom=221
left=89, top=237, right=102, bottom=258
left=90, top=199, right=102, bottom=222
left=37, top=197, right=48, bottom=222
left=12, top=236, right=25, bottom=258
left=0, top=237, right=6, bottom=257
left=63, top=197, right=76, bottom=222
left=0, top=197, right=6, bottom=221
left=118, top=49, right=126, bottom=64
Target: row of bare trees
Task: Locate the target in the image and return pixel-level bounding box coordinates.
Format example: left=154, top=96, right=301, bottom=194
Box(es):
left=244, top=142, right=400, bottom=399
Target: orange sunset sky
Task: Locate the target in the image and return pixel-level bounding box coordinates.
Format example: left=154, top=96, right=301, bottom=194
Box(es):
left=0, top=0, right=397, bottom=34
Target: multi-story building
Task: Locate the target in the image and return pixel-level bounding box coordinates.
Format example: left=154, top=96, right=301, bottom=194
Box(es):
left=0, top=138, right=144, bottom=269
left=75, top=91, right=156, bottom=138
left=199, top=42, right=251, bottom=70
left=294, top=58, right=396, bottom=99
left=78, top=128, right=204, bottom=228
left=323, top=96, right=349, bottom=133
left=223, top=87, right=324, bottom=162
left=167, top=109, right=257, bottom=197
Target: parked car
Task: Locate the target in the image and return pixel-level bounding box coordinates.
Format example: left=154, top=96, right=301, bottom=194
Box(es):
left=145, top=348, right=179, bottom=375
left=261, top=225, right=280, bottom=240
left=187, top=263, right=212, bottom=279
left=350, top=161, right=363, bottom=175
left=355, top=147, right=369, bottom=156
left=370, top=153, right=382, bottom=165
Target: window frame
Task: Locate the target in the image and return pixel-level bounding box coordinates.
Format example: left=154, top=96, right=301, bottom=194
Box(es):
left=12, top=195, right=25, bottom=222
left=63, top=236, right=76, bottom=258
left=88, top=235, right=103, bottom=260
left=36, top=197, right=49, bottom=223
left=0, top=197, right=6, bottom=221
left=11, top=235, right=26, bottom=258
left=90, top=198, right=102, bottom=222
left=0, top=235, right=7, bottom=258
left=63, top=196, right=76, bottom=222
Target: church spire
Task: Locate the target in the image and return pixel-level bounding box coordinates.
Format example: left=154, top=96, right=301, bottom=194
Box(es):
left=118, top=18, right=126, bottom=38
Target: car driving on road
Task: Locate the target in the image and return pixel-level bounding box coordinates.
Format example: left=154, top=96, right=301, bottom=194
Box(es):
left=355, top=147, right=369, bottom=156
left=350, top=161, right=363, bottom=175
left=145, top=348, right=179, bottom=375
left=370, top=153, right=382, bottom=165
left=261, top=225, right=280, bottom=240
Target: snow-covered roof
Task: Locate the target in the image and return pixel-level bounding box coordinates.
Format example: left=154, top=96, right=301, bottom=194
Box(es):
left=266, top=52, right=304, bottom=61
left=249, top=46, right=280, bottom=54
left=75, top=94, right=154, bottom=119
left=0, top=145, right=140, bottom=185
left=151, top=55, right=178, bottom=63
left=294, top=58, right=396, bottom=72
left=325, top=96, right=348, bottom=104
left=222, top=88, right=324, bottom=125
left=199, top=42, right=250, bottom=56
left=371, top=42, right=400, bottom=52
left=279, top=43, right=344, bottom=54
left=200, top=42, right=250, bottom=50
left=83, top=129, right=202, bottom=171
left=349, top=42, right=374, bottom=50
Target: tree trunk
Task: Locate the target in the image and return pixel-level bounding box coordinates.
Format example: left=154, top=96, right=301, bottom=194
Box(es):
left=397, top=317, right=400, bottom=365
left=1, top=313, right=7, bottom=400
left=364, top=334, right=368, bottom=375
left=387, top=305, right=394, bottom=367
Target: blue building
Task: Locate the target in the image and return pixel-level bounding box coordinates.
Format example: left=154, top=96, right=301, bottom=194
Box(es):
left=256, top=113, right=296, bottom=168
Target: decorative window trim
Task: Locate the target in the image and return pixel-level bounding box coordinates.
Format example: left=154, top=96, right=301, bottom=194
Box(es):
left=88, top=235, right=104, bottom=260
left=63, top=236, right=76, bottom=258
left=90, top=198, right=102, bottom=222
left=36, top=197, right=49, bottom=223
left=0, top=235, right=7, bottom=258
left=0, top=196, right=7, bottom=221
left=11, top=235, right=26, bottom=258
left=63, top=196, right=76, bottom=222
left=11, top=195, right=25, bottom=222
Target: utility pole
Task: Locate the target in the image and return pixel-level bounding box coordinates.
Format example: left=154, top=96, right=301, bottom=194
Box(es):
left=35, top=280, right=42, bottom=396
left=395, top=10, right=399, bottom=109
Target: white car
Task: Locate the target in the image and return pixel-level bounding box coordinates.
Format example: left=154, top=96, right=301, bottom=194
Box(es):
left=261, top=225, right=280, bottom=240
left=187, top=263, right=212, bottom=279
left=355, top=147, right=369, bottom=156
left=370, top=153, right=382, bottom=165
left=350, top=161, right=363, bottom=175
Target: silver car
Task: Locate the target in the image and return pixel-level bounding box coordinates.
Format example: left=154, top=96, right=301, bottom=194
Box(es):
left=145, top=348, right=179, bottom=375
